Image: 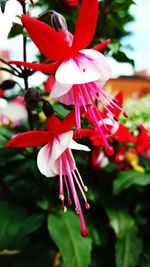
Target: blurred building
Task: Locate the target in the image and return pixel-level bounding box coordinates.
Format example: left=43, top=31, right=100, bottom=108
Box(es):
left=105, top=74, right=150, bottom=98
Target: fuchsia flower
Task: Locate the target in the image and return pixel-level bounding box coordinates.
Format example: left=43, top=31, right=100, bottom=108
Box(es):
left=88, top=92, right=128, bottom=147
left=9, top=0, right=121, bottom=154
left=5, top=110, right=96, bottom=237
left=136, top=125, right=150, bottom=156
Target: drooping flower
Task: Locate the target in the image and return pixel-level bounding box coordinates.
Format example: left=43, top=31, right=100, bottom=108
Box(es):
left=10, top=0, right=109, bottom=76
left=9, top=1, right=117, bottom=151
left=85, top=92, right=128, bottom=154
left=5, top=110, right=95, bottom=237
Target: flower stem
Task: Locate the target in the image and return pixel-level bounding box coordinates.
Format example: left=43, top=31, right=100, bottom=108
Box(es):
left=22, top=2, right=34, bottom=131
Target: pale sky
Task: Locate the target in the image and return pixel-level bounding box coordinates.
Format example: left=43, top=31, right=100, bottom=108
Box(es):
left=0, top=0, right=150, bottom=82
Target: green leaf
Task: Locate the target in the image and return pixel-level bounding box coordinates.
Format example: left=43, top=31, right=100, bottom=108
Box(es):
left=48, top=211, right=92, bottom=267
left=13, top=242, right=52, bottom=267
left=0, top=0, right=9, bottom=13
left=8, top=23, right=23, bottom=39
left=113, top=50, right=134, bottom=67
left=138, top=248, right=150, bottom=267
left=0, top=202, right=44, bottom=250
left=107, top=209, right=142, bottom=267
left=107, top=209, right=134, bottom=238
left=113, top=170, right=150, bottom=193
left=115, top=228, right=142, bottom=267
left=53, top=103, right=70, bottom=119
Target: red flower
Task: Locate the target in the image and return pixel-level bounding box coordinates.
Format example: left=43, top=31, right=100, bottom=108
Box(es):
left=5, top=110, right=95, bottom=237
left=137, top=125, right=150, bottom=155
left=10, top=0, right=109, bottom=74
left=87, top=92, right=128, bottom=154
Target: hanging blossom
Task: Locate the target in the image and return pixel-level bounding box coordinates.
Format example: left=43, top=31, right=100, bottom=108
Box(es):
left=86, top=92, right=127, bottom=147
left=87, top=93, right=148, bottom=172
left=5, top=110, right=96, bottom=237
left=8, top=0, right=125, bottom=155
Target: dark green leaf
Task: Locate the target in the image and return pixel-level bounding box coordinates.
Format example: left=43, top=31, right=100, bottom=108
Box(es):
left=13, top=242, right=52, bottom=267
left=8, top=23, right=23, bottom=39
left=113, top=170, right=150, bottom=193
left=0, top=0, right=9, bottom=13
left=138, top=248, right=150, bottom=267
left=0, top=202, right=44, bottom=250
left=113, top=51, right=134, bottom=67
left=107, top=209, right=142, bottom=267
left=107, top=209, right=134, bottom=238
left=115, top=228, right=142, bottom=267
left=48, top=211, right=92, bottom=267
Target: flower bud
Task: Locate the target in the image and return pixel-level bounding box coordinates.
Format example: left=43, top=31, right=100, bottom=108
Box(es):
left=42, top=100, right=54, bottom=118
left=51, top=11, right=68, bottom=32
left=24, top=88, right=39, bottom=109
left=0, top=80, right=16, bottom=90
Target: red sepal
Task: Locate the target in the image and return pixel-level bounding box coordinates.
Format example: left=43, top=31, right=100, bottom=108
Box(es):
left=0, top=89, right=4, bottom=97
left=9, top=61, right=60, bottom=74
left=114, top=145, right=127, bottom=163
left=59, top=107, right=85, bottom=134
left=73, top=129, right=97, bottom=140
left=22, top=15, right=76, bottom=61
left=46, top=115, right=61, bottom=133
left=5, top=131, right=51, bottom=148
left=113, top=124, right=137, bottom=143
left=45, top=76, right=55, bottom=93
left=137, top=125, right=150, bottom=153
left=93, top=39, right=111, bottom=51
left=72, top=0, right=98, bottom=50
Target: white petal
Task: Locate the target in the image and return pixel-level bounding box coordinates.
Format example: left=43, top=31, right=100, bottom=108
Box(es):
left=51, top=131, right=73, bottom=161
left=56, top=49, right=110, bottom=84
left=37, top=144, right=58, bottom=177
left=69, top=139, right=91, bottom=151
left=80, top=49, right=111, bottom=85
left=59, top=89, right=75, bottom=105
left=99, top=118, right=119, bottom=135
left=37, top=131, right=73, bottom=178
left=50, top=81, right=72, bottom=99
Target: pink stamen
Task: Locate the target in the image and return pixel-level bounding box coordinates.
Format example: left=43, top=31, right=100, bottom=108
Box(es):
left=73, top=171, right=90, bottom=209
left=75, top=168, right=88, bottom=192
left=64, top=175, right=72, bottom=206
left=73, top=86, right=81, bottom=129
left=64, top=151, right=88, bottom=237
left=58, top=157, right=67, bottom=212
left=89, top=82, right=128, bottom=119
left=77, top=85, right=88, bottom=112
left=86, top=87, right=110, bottom=133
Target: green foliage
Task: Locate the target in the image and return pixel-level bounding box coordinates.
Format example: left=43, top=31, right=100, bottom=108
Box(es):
left=0, top=0, right=9, bottom=13
left=115, top=228, right=142, bottom=267
left=113, top=170, right=150, bottom=193
left=107, top=209, right=142, bottom=267
left=8, top=23, right=23, bottom=39
left=121, top=95, right=150, bottom=130
left=13, top=242, right=52, bottom=267
left=48, top=211, right=92, bottom=267
left=0, top=202, right=44, bottom=250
